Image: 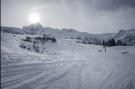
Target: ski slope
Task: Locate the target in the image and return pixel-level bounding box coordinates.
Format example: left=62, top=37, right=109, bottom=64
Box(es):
left=1, top=33, right=135, bottom=89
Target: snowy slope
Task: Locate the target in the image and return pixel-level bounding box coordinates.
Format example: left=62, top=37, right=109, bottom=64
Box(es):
left=1, top=24, right=115, bottom=44
left=2, top=24, right=135, bottom=45
left=22, top=24, right=115, bottom=41
left=114, top=29, right=135, bottom=46
left=1, top=26, right=24, bottom=34
left=1, top=32, right=135, bottom=89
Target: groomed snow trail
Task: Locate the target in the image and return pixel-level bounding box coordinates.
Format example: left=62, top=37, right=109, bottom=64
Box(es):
left=1, top=33, right=135, bottom=89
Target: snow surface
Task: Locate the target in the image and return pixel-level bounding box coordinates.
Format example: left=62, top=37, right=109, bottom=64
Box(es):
left=1, top=32, right=135, bottom=89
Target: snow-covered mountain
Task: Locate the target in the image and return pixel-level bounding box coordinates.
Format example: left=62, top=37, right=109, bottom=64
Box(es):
left=22, top=24, right=115, bottom=41
left=1, top=26, right=24, bottom=34
left=114, top=29, right=135, bottom=46
left=1, top=24, right=113, bottom=45
left=1, top=24, right=135, bottom=45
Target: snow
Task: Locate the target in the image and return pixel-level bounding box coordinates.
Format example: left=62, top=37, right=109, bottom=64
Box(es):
left=1, top=32, right=135, bottom=89
left=114, top=29, right=135, bottom=46
left=2, top=24, right=114, bottom=44
left=2, top=25, right=135, bottom=46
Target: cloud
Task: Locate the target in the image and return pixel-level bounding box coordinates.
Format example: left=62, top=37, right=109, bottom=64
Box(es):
left=73, top=0, right=135, bottom=11
left=1, top=0, right=135, bottom=33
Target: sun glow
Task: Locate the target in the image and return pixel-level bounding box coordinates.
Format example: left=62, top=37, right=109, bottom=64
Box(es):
left=28, top=13, right=40, bottom=24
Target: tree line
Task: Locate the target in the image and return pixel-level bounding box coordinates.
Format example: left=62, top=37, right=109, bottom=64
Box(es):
left=20, top=34, right=57, bottom=53
left=75, top=36, right=127, bottom=47
left=102, top=39, right=127, bottom=47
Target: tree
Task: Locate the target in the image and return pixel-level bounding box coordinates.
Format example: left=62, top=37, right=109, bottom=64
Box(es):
left=102, top=40, right=105, bottom=46
left=43, top=34, right=46, bottom=41
left=106, top=38, right=116, bottom=47
left=52, top=37, right=56, bottom=42
left=116, top=40, right=122, bottom=46
left=111, top=39, right=116, bottom=46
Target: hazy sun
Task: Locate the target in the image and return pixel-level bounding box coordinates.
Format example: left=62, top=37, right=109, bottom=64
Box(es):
left=28, top=13, right=40, bottom=24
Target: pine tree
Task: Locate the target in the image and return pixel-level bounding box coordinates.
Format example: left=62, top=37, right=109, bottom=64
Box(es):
left=116, top=40, right=122, bottom=46
left=111, top=39, right=116, bottom=46
left=102, top=40, right=105, bottom=46
left=52, top=37, right=56, bottom=42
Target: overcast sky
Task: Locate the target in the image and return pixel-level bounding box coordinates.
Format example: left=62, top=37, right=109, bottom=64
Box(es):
left=1, top=0, right=135, bottom=34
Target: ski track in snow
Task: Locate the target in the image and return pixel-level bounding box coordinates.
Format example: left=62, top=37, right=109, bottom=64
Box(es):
left=1, top=33, right=135, bottom=89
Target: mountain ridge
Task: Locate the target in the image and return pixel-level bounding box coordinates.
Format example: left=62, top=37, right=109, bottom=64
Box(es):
left=1, top=24, right=135, bottom=45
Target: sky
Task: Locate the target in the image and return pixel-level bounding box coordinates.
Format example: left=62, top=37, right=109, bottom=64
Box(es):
left=1, top=0, right=135, bottom=34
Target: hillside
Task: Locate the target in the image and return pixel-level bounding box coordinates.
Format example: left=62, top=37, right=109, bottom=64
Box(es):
left=1, top=24, right=115, bottom=45
left=114, top=29, right=135, bottom=46
left=1, top=24, right=135, bottom=46
left=1, top=31, right=135, bottom=89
